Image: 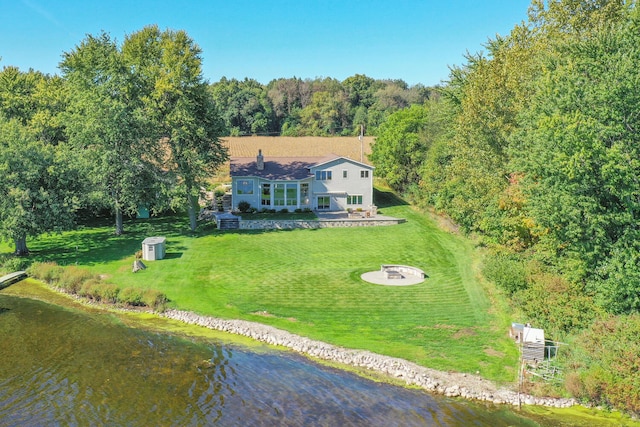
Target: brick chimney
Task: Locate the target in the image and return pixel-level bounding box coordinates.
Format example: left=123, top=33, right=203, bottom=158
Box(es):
left=257, top=149, right=264, bottom=171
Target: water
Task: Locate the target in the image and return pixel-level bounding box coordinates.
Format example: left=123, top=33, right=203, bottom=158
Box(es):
left=0, top=293, right=611, bottom=426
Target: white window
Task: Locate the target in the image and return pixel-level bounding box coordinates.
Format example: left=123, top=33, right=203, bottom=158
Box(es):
left=347, top=195, right=363, bottom=205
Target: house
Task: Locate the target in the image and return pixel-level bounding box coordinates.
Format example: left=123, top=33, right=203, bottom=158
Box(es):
left=230, top=150, right=374, bottom=212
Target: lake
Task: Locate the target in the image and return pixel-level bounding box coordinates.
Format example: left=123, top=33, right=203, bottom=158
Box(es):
left=0, top=290, right=623, bottom=426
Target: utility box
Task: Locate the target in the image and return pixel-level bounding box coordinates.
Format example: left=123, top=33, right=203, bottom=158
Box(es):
left=142, top=236, right=166, bottom=261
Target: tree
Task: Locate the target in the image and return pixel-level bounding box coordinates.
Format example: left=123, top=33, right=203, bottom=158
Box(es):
left=123, top=25, right=227, bottom=232
left=513, top=13, right=640, bottom=311
left=61, top=32, right=157, bottom=235
left=0, top=118, right=80, bottom=255
left=369, top=103, right=430, bottom=192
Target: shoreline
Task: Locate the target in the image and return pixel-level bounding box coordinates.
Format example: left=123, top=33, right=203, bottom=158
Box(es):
left=2, top=279, right=576, bottom=409
left=160, top=308, right=577, bottom=409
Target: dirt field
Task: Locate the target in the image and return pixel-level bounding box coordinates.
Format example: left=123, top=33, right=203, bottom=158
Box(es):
left=223, top=136, right=374, bottom=163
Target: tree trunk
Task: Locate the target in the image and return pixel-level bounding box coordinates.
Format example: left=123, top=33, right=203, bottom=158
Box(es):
left=188, top=193, right=198, bottom=232
left=115, top=207, right=124, bottom=236
left=14, top=235, right=29, bottom=257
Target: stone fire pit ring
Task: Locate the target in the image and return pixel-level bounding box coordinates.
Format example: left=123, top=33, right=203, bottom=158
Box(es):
left=360, top=264, right=426, bottom=286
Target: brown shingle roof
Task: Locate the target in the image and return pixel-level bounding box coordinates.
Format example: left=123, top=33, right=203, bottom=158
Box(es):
left=230, top=154, right=340, bottom=180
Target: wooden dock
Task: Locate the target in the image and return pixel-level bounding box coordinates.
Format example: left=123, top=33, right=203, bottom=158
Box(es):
left=0, top=271, right=27, bottom=290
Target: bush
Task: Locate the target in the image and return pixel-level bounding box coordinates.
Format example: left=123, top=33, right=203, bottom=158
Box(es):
left=98, top=283, right=120, bottom=303
left=482, top=252, right=528, bottom=295
left=513, top=272, right=600, bottom=334
left=78, top=279, right=103, bottom=300
left=118, top=287, right=144, bottom=306
left=279, top=208, right=288, bottom=214
left=238, top=201, right=251, bottom=213
left=563, top=315, right=640, bottom=415
left=27, top=262, right=63, bottom=283
left=58, top=266, right=95, bottom=294
left=1, top=255, right=32, bottom=273
left=141, top=289, right=168, bottom=312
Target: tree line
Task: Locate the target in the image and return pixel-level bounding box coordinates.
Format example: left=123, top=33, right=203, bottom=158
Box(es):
left=370, top=0, right=640, bottom=413
left=0, top=25, right=228, bottom=255
left=209, top=75, right=434, bottom=137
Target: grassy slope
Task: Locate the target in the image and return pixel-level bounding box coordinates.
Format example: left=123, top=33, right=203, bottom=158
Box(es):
left=2, top=189, right=518, bottom=383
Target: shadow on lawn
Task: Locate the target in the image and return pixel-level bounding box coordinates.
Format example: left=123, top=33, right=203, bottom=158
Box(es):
left=374, top=187, right=409, bottom=209
left=28, top=214, right=211, bottom=266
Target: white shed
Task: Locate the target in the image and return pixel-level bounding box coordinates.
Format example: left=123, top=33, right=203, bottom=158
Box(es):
left=142, top=236, right=166, bottom=261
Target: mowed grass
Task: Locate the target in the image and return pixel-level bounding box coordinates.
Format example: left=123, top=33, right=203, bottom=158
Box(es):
left=7, top=189, right=518, bottom=383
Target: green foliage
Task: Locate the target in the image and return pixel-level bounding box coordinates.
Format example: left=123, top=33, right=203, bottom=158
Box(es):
left=482, top=252, right=528, bottom=295
left=0, top=88, right=82, bottom=253
left=513, top=272, right=601, bottom=335
left=118, top=287, right=144, bottom=306
left=27, top=261, right=63, bottom=283
left=563, top=315, right=640, bottom=415
left=141, top=289, right=168, bottom=312
left=237, top=201, right=251, bottom=213
left=57, top=266, right=96, bottom=294
left=209, top=75, right=432, bottom=137
left=0, top=254, right=32, bottom=273
left=368, top=104, right=428, bottom=191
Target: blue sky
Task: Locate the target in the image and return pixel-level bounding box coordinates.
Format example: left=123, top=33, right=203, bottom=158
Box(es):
left=1, top=0, right=531, bottom=86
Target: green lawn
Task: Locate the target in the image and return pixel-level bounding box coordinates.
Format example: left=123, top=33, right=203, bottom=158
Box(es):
left=1, top=189, right=519, bottom=382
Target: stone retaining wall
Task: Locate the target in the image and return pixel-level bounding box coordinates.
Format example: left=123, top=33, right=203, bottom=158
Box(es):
left=238, top=218, right=405, bottom=230
left=160, top=309, right=577, bottom=409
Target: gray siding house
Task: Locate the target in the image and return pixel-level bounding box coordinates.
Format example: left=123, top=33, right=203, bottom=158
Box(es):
left=230, top=150, right=374, bottom=212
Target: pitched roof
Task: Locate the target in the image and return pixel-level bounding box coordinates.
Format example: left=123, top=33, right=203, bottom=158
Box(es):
left=230, top=154, right=341, bottom=180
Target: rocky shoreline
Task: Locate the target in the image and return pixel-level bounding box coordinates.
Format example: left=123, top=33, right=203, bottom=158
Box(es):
left=161, top=308, right=577, bottom=409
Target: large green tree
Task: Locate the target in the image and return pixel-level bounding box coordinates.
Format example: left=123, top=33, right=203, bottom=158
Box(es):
left=0, top=118, right=80, bottom=255
left=0, top=67, right=79, bottom=255
left=123, top=25, right=227, bottom=232
left=514, top=13, right=640, bottom=312
left=61, top=32, right=157, bottom=235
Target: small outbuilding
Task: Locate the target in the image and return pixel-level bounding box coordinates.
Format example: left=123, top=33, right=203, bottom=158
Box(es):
left=511, top=322, right=545, bottom=364
left=142, top=236, right=166, bottom=261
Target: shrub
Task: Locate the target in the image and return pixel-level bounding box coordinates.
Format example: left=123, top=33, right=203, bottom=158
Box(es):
left=27, top=262, right=63, bottom=283
left=294, top=208, right=303, bottom=213
left=98, top=283, right=120, bottom=303
left=563, top=315, right=640, bottom=415
left=238, top=201, right=251, bottom=213
left=513, top=273, right=600, bottom=335
left=1, top=255, right=32, bottom=273
left=118, top=287, right=144, bottom=306
left=141, top=289, right=168, bottom=312
left=78, top=279, right=103, bottom=300
left=482, top=252, right=528, bottom=295
left=58, top=266, right=95, bottom=294
left=279, top=208, right=288, bottom=214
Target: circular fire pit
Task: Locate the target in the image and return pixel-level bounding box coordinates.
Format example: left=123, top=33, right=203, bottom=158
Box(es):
left=360, top=265, right=426, bottom=286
